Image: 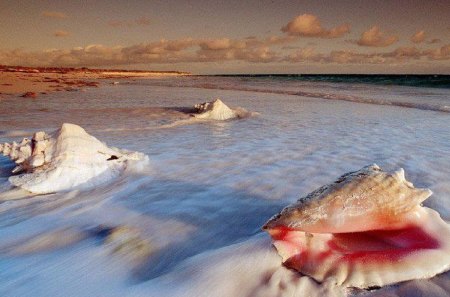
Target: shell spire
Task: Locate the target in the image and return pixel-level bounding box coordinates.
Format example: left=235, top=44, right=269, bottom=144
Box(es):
left=263, top=164, right=432, bottom=233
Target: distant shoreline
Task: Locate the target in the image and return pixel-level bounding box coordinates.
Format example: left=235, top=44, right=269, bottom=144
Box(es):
left=0, top=65, right=190, bottom=76
left=0, top=65, right=191, bottom=98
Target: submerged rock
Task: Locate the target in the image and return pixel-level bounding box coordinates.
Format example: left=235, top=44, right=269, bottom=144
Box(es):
left=103, top=226, right=153, bottom=264
left=263, top=164, right=450, bottom=289
left=20, top=92, right=37, bottom=98
left=0, top=123, right=148, bottom=194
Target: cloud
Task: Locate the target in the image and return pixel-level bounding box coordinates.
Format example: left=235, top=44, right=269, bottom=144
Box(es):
left=135, top=17, right=151, bottom=26
left=108, top=20, right=125, bottom=27
left=284, top=47, right=324, bottom=62
left=1, top=36, right=448, bottom=68
left=108, top=17, right=151, bottom=27
left=411, top=30, right=426, bottom=43
left=239, top=35, right=297, bottom=49
left=424, top=44, right=450, bottom=60
left=283, top=44, right=450, bottom=64
left=194, top=36, right=298, bottom=63
left=54, top=30, right=70, bottom=37
left=41, top=11, right=68, bottom=19
left=284, top=48, right=387, bottom=64
left=381, top=46, right=422, bottom=62
left=234, top=47, right=279, bottom=63
left=328, top=51, right=387, bottom=64
left=281, top=45, right=303, bottom=50
left=199, top=38, right=236, bottom=50
left=409, top=31, right=441, bottom=45
left=0, top=36, right=282, bottom=66
left=428, top=38, right=441, bottom=44
left=281, top=14, right=350, bottom=38
left=356, top=26, right=398, bottom=47
left=195, top=35, right=295, bottom=51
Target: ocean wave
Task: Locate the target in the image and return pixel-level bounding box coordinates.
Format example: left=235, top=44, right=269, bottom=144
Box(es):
left=215, top=74, right=450, bottom=89
left=0, top=130, right=33, bottom=138
left=146, top=81, right=450, bottom=113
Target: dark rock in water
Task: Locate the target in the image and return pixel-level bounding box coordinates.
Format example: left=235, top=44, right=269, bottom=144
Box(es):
left=20, top=92, right=37, bottom=98
left=65, top=87, right=79, bottom=92
left=99, top=225, right=153, bottom=265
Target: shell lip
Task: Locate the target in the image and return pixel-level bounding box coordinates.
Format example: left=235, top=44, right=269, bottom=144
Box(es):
left=267, top=222, right=443, bottom=273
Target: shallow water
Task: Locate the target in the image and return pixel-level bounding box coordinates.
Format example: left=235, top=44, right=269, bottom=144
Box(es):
left=0, top=77, right=449, bottom=296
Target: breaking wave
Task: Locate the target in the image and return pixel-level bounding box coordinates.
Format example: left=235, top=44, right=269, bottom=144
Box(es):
left=155, top=82, right=450, bottom=113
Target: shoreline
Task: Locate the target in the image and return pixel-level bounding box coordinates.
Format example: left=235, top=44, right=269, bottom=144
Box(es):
left=0, top=65, right=190, bottom=98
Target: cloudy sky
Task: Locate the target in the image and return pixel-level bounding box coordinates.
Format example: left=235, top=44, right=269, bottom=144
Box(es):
left=1, top=0, right=449, bottom=74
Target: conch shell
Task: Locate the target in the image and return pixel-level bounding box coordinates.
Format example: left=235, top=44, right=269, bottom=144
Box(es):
left=263, top=164, right=450, bottom=289
left=1, top=123, right=147, bottom=194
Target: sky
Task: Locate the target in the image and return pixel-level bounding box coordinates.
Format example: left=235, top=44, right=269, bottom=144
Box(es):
left=0, top=0, right=449, bottom=74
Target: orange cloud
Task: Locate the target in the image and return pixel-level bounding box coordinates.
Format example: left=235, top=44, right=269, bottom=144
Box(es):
left=356, top=26, right=398, bottom=47
left=108, top=20, right=124, bottom=27
left=328, top=51, right=386, bottom=64
left=283, top=45, right=450, bottom=64
left=108, top=17, right=151, bottom=27
left=234, top=47, right=278, bottom=63
left=284, top=47, right=324, bottom=62
left=424, top=44, right=450, bottom=60
left=41, top=11, right=68, bottom=19
left=1, top=37, right=448, bottom=67
left=382, top=46, right=422, bottom=62
left=199, top=38, right=234, bottom=50
left=54, top=30, right=70, bottom=37
left=411, top=30, right=426, bottom=43
left=428, top=39, right=441, bottom=44
left=281, top=14, right=350, bottom=38
left=135, top=17, right=151, bottom=26
left=284, top=48, right=387, bottom=64
left=0, top=37, right=282, bottom=66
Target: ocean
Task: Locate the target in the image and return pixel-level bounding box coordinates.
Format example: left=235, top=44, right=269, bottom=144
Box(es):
left=216, top=74, right=450, bottom=89
left=0, top=75, right=449, bottom=296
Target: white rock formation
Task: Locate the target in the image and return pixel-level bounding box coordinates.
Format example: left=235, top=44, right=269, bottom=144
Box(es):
left=0, top=123, right=147, bottom=194
left=193, top=99, right=250, bottom=120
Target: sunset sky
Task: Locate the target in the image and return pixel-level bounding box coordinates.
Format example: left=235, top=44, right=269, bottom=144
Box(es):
left=1, top=0, right=449, bottom=74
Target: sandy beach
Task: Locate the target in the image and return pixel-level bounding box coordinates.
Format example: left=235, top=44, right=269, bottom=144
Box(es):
left=0, top=66, right=190, bottom=98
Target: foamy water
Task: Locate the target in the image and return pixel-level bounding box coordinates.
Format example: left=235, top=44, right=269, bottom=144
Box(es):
left=0, top=77, right=449, bottom=296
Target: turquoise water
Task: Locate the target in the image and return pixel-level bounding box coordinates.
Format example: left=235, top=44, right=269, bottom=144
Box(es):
left=213, top=74, right=450, bottom=89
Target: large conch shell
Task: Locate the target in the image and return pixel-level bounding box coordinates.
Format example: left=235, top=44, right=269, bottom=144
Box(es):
left=1, top=123, right=147, bottom=194
left=263, top=164, right=450, bottom=289
left=193, top=99, right=250, bottom=120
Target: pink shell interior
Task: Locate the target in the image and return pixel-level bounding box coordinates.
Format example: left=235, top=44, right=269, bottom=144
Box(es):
left=269, top=224, right=440, bottom=268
